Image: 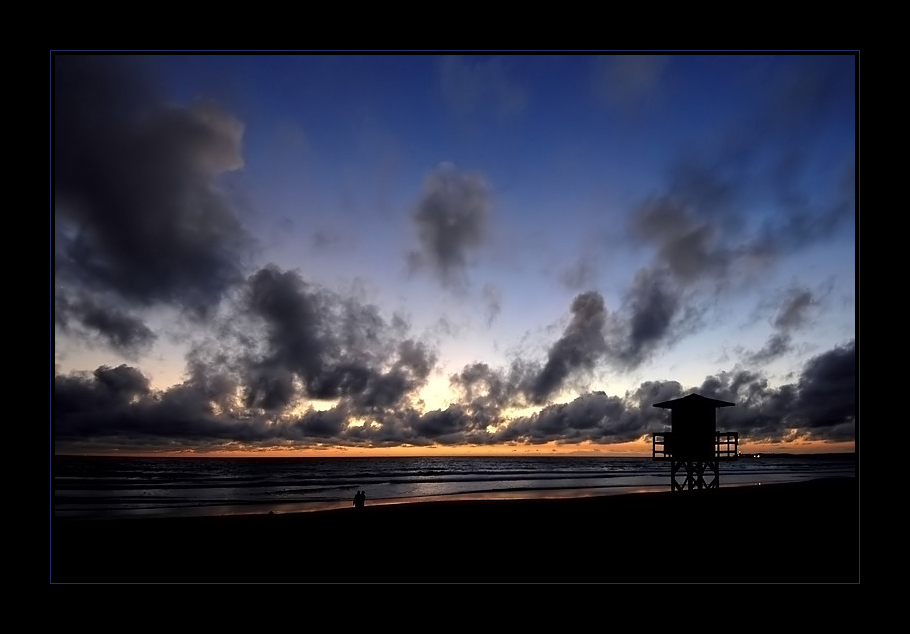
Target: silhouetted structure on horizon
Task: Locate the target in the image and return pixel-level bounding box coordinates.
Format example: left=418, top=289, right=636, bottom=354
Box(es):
left=652, top=393, right=738, bottom=491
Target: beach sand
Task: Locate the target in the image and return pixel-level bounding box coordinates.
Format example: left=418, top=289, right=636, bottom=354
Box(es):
left=51, top=477, right=858, bottom=584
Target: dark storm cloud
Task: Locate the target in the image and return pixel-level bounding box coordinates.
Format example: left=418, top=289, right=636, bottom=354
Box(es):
left=629, top=380, right=684, bottom=412
left=53, top=337, right=854, bottom=452
left=293, top=406, right=349, bottom=438
left=244, top=366, right=297, bottom=411
left=93, top=364, right=151, bottom=397
left=459, top=284, right=692, bottom=407
left=773, top=287, right=817, bottom=330
left=525, top=291, right=608, bottom=404
left=409, top=163, right=492, bottom=290
left=481, top=341, right=853, bottom=450
left=621, top=194, right=760, bottom=369
left=506, top=392, right=627, bottom=442
left=451, top=362, right=518, bottom=409
left=241, top=265, right=331, bottom=407
left=630, top=197, right=761, bottom=287
left=55, top=366, right=150, bottom=438
left=409, top=406, right=472, bottom=439
left=239, top=265, right=437, bottom=412
left=686, top=371, right=799, bottom=442
left=591, top=269, right=702, bottom=374
left=54, top=54, right=251, bottom=325
left=790, top=340, right=856, bottom=433
left=377, top=400, right=504, bottom=447
left=688, top=341, right=855, bottom=443
left=183, top=351, right=242, bottom=412
left=350, top=340, right=436, bottom=412
left=745, top=286, right=820, bottom=365
left=55, top=262, right=439, bottom=451
left=494, top=384, right=691, bottom=447
left=55, top=289, right=156, bottom=355
left=746, top=333, right=793, bottom=365
left=617, top=269, right=682, bottom=366
left=55, top=364, right=268, bottom=452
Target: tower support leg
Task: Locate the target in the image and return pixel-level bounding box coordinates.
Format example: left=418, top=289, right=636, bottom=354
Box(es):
left=671, top=460, right=721, bottom=491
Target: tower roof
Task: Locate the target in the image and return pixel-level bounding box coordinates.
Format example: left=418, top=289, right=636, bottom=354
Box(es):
left=653, top=393, right=735, bottom=409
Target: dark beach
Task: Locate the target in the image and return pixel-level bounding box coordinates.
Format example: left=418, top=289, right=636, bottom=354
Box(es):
left=51, top=477, right=858, bottom=584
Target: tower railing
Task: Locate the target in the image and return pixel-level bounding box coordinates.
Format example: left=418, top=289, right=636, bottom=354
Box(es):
left=652, top=431, right=739, bottom=460
left=715, top=431, right=738, bottom=459
left=652, top=433, right=671, bottom=459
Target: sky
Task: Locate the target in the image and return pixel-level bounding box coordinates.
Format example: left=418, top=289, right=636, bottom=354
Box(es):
left=52, top=53, right=857, bottom=457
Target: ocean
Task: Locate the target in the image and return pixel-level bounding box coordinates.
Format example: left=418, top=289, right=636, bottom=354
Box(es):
left=53, top=453, right=856, bottom=520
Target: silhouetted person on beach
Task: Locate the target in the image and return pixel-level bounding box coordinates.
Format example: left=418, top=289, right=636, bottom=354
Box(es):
left=354, top=490, right=365, bottom=509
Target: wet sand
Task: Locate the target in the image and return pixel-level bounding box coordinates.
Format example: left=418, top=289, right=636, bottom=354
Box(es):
left=51, top=477, right=859, bottom=584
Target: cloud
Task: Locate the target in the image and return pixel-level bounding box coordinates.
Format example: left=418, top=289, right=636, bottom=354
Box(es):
left=773, top=287, right=817, bottom=331
left=744, top=286, right=821, bottom=365
left=123, top=263, right=434, bottom=422
left=53, top=337, right=855, bottom=453
left=615, top=269, right=682, bottom=366
left=692, top=340, right=856, bottom=443
left=630, top=196, right=756, bottom=287
left=241, top=265, right=334, bottom=407
left=504, top=392, right=631, bottom=444
left=791, top=340, right=856, bottom=434
left=525, top=291, right=608, bottom=404
left=55, top=289, right=156, bottom=355
left=53, top=55, right=252, bottom=332
left=450, top=361, right=524, bottom=411
left=54, top=364, right=153, bottom=439
left=746, top=333, right=794, bottom=365
left=457, top=282, right=698, bottom=408
left=481, top=283, right=502, bottom=326
left=55, top=267, right=855, bottom=455
left=408, top=163, right=492, bottom=291
left=351, top=340, right=436, bottom=412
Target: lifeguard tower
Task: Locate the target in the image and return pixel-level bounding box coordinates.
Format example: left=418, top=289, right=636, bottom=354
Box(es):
left=651, top=393, right=738, bottom=491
